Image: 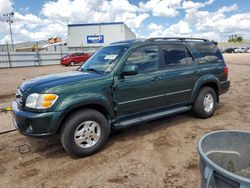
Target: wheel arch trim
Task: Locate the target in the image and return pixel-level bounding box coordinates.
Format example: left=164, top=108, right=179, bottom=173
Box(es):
left=191, top=75, right=220, bottom=103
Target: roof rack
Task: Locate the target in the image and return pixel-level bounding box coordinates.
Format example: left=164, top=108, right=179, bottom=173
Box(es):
left=145, top=37, right=210, bottom=42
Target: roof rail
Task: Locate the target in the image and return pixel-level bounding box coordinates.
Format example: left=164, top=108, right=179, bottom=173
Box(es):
left=110, top=39, right=145, bottom=45
left=145, top=37, right=210, bottom=42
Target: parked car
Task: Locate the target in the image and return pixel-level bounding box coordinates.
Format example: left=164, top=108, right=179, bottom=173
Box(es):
left=234, top=48, right=240, bottom=53
left=60, top=52, right=92, bottom=66
left=246, top=48, right=250, bottom=53
left=12, top=37, right=230, bottom=157
left=238, top=47, right=247, bottom=53
left=220, top=48, right=225, bottom=53
left=225, top=48, right=235, bottom=53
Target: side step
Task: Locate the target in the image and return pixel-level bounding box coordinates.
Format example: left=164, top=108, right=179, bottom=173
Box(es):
left=114, top=106, right=191, bottom=129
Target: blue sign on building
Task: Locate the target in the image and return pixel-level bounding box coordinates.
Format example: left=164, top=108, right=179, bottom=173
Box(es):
left=87, top=35, right=104, bottom=44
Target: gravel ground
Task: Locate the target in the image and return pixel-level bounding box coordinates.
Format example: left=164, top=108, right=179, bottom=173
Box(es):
left=0, top=54, right=250, bottom=188
left=0, top=65, right=76, bottom=96
left=0, top=65, right=75, bottom=108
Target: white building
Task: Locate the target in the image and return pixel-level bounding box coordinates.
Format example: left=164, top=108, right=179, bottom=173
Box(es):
left=67, top=22, right=136, bottom=52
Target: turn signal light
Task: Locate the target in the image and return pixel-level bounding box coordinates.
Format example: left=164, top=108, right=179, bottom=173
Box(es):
left=44, top=94, right=57, bottom=101
left=42, top=101, right=52, bottom=108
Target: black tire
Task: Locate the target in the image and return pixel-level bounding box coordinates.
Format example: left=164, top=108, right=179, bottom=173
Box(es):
left=192, top=87, right=217, bottom=119
left=69, top=61, right=75, bottom=66
left=60, top=109, right=110, bottom=157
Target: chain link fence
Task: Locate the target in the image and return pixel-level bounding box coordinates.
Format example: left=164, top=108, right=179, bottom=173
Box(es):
left=0, top=51, right=68, bottom=68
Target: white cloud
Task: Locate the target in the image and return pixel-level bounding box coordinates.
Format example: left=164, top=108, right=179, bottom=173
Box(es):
left=184, top=4, right=244, bottom=34
left=149, top=20, right=192, bottom=38
left=0, top=0, right=12, bottom=14
left=0, top=0, right=150, bottom=43
left=167, top=20, right=192, bottom=34
left=182, top=0, right=214, bottom=12
left=41, top=0, right=147, bottom=29
left=213, top=13, right=250, bottom=33
left=14, top=12, right=42, bottom=24
left=148, top=23, right=164, bottom=30
left=0, top=0, right=249, bottom=43
left=0, top=35, right=10, bottom=44
left=217, top=4, right=238, bottom=14
left=139, top=0, right=181, bottom=17
left=147, top=2, right=248, bottom=42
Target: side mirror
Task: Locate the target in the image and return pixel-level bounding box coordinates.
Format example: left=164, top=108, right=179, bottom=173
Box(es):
left=121, top=64, right=139, bottom=76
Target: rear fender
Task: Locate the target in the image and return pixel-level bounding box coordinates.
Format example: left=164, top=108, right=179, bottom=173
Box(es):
left=191, top=75, right=220, bottom=103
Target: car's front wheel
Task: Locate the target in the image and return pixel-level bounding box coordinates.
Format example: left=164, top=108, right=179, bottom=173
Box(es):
left=60, top=109, right=110, bottom=157
left=192, top=87, right=217, bottom=119
left=69, top=61, right=75, bottom=66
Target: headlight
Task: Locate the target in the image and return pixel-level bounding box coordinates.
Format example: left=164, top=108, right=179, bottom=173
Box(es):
left=25, top=93, right=58, bottom=109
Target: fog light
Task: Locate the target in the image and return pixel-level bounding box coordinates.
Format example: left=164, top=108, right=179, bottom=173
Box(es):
left=28, top=125, right=33, bottom=132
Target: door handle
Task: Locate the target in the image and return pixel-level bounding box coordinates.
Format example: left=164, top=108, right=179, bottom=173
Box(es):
left=193, top=70, right=199, bottom=75
left=150, top=76, right=162, bottom=81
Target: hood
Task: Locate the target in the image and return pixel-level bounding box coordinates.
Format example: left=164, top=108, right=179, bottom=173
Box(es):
left=20, top=70, right=103, bottom=93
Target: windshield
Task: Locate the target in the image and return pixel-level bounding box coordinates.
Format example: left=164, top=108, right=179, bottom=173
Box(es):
left=80, top=45, right=128, bottom=73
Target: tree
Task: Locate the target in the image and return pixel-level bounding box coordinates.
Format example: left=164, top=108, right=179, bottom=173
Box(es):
left=236, top=36, right=243, bottom=42
left=228, top=35, right=243, bottom=43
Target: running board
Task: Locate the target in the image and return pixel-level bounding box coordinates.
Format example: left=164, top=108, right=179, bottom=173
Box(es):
left=113, top=106, right=191, bottom=129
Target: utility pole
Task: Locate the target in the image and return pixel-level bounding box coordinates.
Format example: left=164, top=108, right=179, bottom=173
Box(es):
left=3, top=12, right=15, bottom=51
left=6, top=41, right=12, bottom=68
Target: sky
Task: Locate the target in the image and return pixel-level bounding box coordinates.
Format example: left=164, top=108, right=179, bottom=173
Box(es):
left=0, top=0, right=249, bottom=44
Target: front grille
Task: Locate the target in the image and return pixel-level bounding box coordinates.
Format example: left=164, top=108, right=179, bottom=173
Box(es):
left=16, top=88, right=24, bottom=106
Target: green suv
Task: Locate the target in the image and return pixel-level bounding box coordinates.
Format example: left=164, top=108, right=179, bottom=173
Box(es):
left=12, top=37, right=230, bottom=157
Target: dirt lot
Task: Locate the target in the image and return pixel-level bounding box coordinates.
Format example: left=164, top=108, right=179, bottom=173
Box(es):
left=0, top=65, right=76, bottom=108
left=0, top=54, right=250, bottom=188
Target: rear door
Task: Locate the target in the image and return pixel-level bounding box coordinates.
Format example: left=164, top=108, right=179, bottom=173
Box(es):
left=159, top=44, right=200, bottom=106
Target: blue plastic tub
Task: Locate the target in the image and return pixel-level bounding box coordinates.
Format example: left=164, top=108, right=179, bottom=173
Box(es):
left=198, top=130, right=250, bottom=188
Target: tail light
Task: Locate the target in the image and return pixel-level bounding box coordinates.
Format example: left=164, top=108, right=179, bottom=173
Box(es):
left=224, top=66, right=229, bottom=74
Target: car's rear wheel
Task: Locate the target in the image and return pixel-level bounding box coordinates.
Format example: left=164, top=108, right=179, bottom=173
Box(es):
left=69, top=61, right=75, bottom=66
left=60, top=109, right=110, bottom=157
left=192, top=87, right=217, bottom=119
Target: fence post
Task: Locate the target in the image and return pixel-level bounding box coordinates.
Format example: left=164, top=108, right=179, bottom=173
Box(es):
left=60, top=43, right=63, bottom=58
left=36, top=42, right=41, bottom=66
left=6, top=42, right=12, bottom=68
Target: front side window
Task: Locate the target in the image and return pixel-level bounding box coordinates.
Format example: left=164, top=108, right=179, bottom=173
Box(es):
left=125, top=45, right=159, bottom=73
left=161, top=45, right=192, bottom=67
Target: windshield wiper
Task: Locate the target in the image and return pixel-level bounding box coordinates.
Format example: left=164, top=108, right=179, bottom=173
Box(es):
left=82, top=68, right=104, bottom=74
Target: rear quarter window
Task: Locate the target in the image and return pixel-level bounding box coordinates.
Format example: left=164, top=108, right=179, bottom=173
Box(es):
left=188, top=42, right=224, bottom=64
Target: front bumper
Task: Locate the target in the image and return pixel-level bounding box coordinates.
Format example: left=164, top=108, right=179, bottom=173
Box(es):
left=12, top=100, right=65, bottom=137
left=60, top=60, right=69, bottom=65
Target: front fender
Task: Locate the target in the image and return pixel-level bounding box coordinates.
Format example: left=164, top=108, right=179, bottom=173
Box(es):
left=191, top=75, right=220, bottom=103
left=55, top=93, right=115, bottom=117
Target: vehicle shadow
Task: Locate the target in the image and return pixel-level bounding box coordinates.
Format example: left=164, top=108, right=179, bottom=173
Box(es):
left=26, top=135, right=67, bottom=159
left=24, top=111, right=194, bottom=159
left=105, top=111, right=194, bottom=150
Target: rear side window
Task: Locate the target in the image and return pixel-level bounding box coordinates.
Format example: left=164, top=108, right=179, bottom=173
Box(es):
left=188, top=42, right=223, bottom=63
left=125, top=45, right=159, bottom=73
left=161, top=45, right=193, bottom=67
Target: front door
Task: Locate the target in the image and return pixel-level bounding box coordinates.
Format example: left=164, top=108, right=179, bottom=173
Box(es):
left=115, top=45, right=165, bottom=117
